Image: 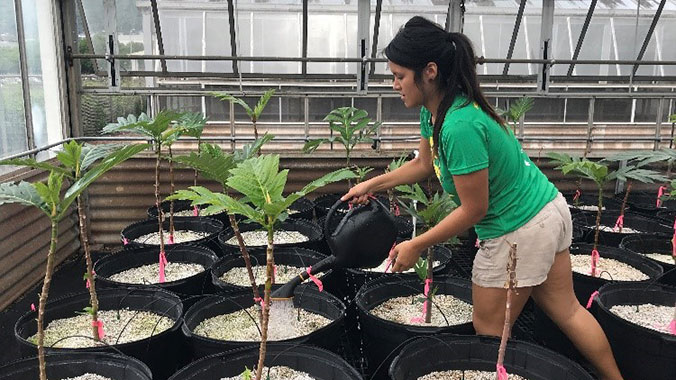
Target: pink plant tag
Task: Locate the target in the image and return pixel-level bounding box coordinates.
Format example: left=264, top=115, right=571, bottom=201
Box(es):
left=86, top=278, right=91, bottom=289
left=422, top=278, right=433, bottom=316
left=669, top=319, right=676, bottom=335
left=613, top=214, right=624, bottom=232
left=657, top=186, right=667, bottom=208
left=306, top=266, right=324, bottom=292
left=167, top=234, right=174, bottom=245
left=123, top=237, right=129, bottom=245
left=573, top=189, right=581, bottom=202
left=586, top=290, right=599, bottom=309
left=394, top=203, right=400, bottom=216
left=158, top=250, right=168, bottom=283
left=590, top=249, right=600, bottom=277
left=496, top=364, right=508, bottom=380
left=92, top=320, right=105, bottom=340
left=193, top=206, right=199, bottom=217
left=30, top=303, right=35, bottom=312
left=475, top=238, right=480, bottom=248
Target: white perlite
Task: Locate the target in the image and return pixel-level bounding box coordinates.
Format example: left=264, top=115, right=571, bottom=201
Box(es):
left=570, top=205, right=604, bottom=212
left=225, top=230, right=309, bottom=246
left=60, top=374, right=112, bottom=380
left=597, top=225, right=640, bottom=234
left=610, top=304, right=675, bottom=335
left=370, top=294, right=473, bottom=327
left=193, top=304, right=331, bottom=341
left=162, top=209, right=215, bottom=217
left=645, top=253, right=676, bottom=265
left=570, top=254, right=649, bottom=281
left=32, top=309, right=174, bottom=348
left=219, top=264, right=319, bottom=286
left=419, top=370, right=528, bottom=380
left=364, top=258, right=441, bottom=273
left=108, top=262, right=205, bottom=284
left=134, top=230, right=208, bottom=245
left=221, top=366, right=315, bottom=380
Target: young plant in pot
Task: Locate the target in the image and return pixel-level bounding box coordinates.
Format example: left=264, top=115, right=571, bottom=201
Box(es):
left=303, top=106, right=384, bottom=215
left=104, top=111, right=223, bottom=281
left=169, top=153, right=355, bottom=380
left=0, top=142, right=147, bottom=380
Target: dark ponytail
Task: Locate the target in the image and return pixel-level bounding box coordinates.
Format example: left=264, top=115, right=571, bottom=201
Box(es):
left=384, top=16, right=505, bottom=157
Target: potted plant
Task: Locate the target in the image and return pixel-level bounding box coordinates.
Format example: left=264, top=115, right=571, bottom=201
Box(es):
left=170, top=153, right=355, bottom=379
left=0, top=142, right=146, bottom=380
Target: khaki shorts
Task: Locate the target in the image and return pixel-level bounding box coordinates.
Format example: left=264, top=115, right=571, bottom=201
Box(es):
left=472, top=192, right=572, bottom=288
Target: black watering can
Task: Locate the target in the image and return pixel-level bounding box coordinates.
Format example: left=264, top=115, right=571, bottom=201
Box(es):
left=271, top=198, right=397, bottom=299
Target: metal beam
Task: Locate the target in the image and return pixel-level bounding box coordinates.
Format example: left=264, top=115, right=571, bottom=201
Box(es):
left=302, top=0, right=308, bottom=75
left=503, top=0, right=527, bottom=75
left=537, top=0, right=554, bottom=93
left=227, top=0, right=238, bottom=74
left=13, top=0, right=35, bottom=152
left=369, top=0, right=383, bottom=76
left=445, top=0, right=465, bottom=33
left=103, top=0, right=120, bottom=90
left=567, top=0, right=596, bottom=76
left=632, top=0, right=666, bottom=76
left=149, top=0, right=168, bottom=73
left=62, top=0, right=83, bottom=138
left=356, top=0, right=370, bottom=94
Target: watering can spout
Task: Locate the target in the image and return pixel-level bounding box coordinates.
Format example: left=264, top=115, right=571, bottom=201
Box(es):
left=271, top=198, right=397, bottom=300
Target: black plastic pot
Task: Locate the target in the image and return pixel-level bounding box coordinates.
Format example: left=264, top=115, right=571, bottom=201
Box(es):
left=168, top=343, right=362, bottom=380
left=211, top=247, right=331, bottom=294
left=574, top=211, right=672, bottom=248
left=356, top=275, right=474, bottom=379
left=593, top=282, right=676, bottom=380
left=657, top=209, right=676, bottom=226
left=95, top=245, right=219, bottom=307
left=121, top=216, right=224, bottom=255
left=148, top=199, right=230, bottom=227
left=182, top=285, right=345, bottom=360
left=14, top=288, right=184, bottom=380
left=562, top=190, right=624, bottom=217
left=0, top=352, right=152, bottom=380
left=314, top=193, right=389, bottom=217
left=288, top=196, right=315, bottom=220
left=616, top=190, right=676, bottom=217
left=389, top=334, right=594, bottom=380
left=620, top=235, right=676, bottom=286
left=218, top=219, right=325, bottom=256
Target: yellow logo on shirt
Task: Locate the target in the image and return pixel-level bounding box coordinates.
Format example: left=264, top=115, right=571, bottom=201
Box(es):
left=429, top=137, right=442, bottom=182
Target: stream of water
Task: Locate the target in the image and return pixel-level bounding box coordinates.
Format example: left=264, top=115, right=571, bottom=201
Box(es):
left=268, top=299, right=299, bottom=340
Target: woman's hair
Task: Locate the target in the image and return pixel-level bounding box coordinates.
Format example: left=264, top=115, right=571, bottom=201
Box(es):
left=384, top=16, right=505, bottom=156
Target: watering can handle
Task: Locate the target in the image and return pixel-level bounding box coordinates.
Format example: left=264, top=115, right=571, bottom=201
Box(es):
left=325, top=198, right=348, bottom=240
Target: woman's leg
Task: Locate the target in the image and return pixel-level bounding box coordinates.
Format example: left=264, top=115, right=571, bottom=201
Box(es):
left=471, top=283, right=532, bottom=337
left=531, top=248, right=623, bottom=380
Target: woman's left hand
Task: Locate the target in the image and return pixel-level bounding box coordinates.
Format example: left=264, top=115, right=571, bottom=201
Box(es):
left=390, top=239, right=425, bottom=273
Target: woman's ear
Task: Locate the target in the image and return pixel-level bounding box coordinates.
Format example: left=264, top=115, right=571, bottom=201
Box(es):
left=424, top=62, right=438, bottom=82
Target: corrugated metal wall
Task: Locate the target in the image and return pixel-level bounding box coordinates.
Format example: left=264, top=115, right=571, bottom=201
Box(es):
left=0, top=168, right=80, bottom=311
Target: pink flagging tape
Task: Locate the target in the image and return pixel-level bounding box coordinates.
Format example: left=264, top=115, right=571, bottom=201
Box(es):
left=30, top=303, right=35, bottom=312
left=385, top=242, right=397, bottom=272
left=394, top=203, right=400, bottom=216
left=193, top=206, right=199, bottom=217
left=573, top=189, right=581, bottom=202
left=158, top=251, right=168, bottom=283
left=254, top=297, right=266, bottom=310
left=475, top=238, right=480, bottom=248
left=657, top=186, right=667, bottom=208
left=496, top=364, right=508, bottom=380
left=669, top=319, right=676, bottom=335
left=586, top=290, right=599, bottom=309
left=384, top=258, right=394, bottom=273
left=306, top=266, right=324, bottom=292
left=168, top=234, right=174, bottom=245
left=410, top=316, right=425, bottom=323
left=590, top=249, right=600, bottom=277
left=86, top=278, right=91, bottom=289
left=613, top=215, right=624, bottom=232
left=123, top=237, right=129, bottom=245
left=92, top=320, right=105, bottom=340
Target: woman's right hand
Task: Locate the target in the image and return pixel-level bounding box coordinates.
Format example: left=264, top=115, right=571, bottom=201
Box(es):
left=340, top=181, right=374, bottom=205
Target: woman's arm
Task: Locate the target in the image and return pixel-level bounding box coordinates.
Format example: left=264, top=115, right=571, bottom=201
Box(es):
left=342, top=137, right=435, bottom=202
left=390, top=168, right=489, bottom=272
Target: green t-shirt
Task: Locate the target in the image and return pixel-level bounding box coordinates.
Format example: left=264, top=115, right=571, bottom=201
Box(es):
left=420, top=96, right=557, bottom=240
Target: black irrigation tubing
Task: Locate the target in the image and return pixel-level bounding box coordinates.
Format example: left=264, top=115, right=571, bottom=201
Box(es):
left=365, top=281, right=453, bottom=327
left=47, top=334, right=127, bottom=357
left=212, top=296, right=262, bottom=338
left=622, top=265, right=676, bottom=312
left=596, top=270, right=615, bottom=282
left=114, top=298, right=179, bottom=347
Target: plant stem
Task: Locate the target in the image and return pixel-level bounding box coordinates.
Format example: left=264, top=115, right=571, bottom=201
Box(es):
left=155, top=146, right=166, bottom=255
left=37, top=220, right=59, bottom=380
left=77, top=195, right=99, bottom=341
left=424, top=246, right=434, bottom=323
left=346, top=152, right=352, bottom=189
left=254, top=229, right=274, bottom=380
left=593, top=186, right=603, bottom=253
left=252, top=117, right=260, bottom=143
left=168, top=146, right=175, bottom=240
left=194, top=138, right=201, bottom=187
left=619, top=182, right=632, bottom=233
left=228, top=214, right=262, bottom=323
left=496, top=242, right=518, bottom=380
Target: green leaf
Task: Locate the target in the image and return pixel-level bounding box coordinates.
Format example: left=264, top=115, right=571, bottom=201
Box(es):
left=0, top=181, right=50, bottom=215
left=0, top=157, right=71, bottom=177
left=60, top=144, right=148, bottom=219
left=302, top=139, right=329, bottom=154
left=252, top=89, right=276, bottom=119
left=80, top=143, right=125, bottom=172
left=56, top=140, right=82, bottom=170
left=234, top=133, right=275, bottom=162
left=172, top=144, right=237, bottom=189
left=506, top=97, right=534, bottom=122
left=176, top=112, right=207, bottom=138
left=227, top=155, right=288, bottom=208
left=296, top=167, right=356, bottom=197
left=413, top=258, right=427, bottom=281
left=210, top=92, right=253, bottom=118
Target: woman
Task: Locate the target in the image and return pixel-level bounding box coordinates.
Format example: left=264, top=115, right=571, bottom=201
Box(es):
left=342, top=16, right=623, bottom=380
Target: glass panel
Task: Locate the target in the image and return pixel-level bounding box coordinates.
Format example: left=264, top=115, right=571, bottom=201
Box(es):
left=205, top=12, right=233, bottom=73
left=307, top=12, right=357, bottom=74
left=205, top=96, right=229, bottom=121
left=594, top=98, right=632, bottom=122
left=0, top=0, right=28, bottom=161
left=233, top=96, right=280, bottom=122
left=634, top=98, right=671, bottom=123
left=281, top=97, right=303, bottom=123
left=526, top=98, right=565, bottom=122
left=116, top=0, right=144, bottom=72
left=308, top=97, right=351, bottom=122
left=354, top=98, right=377, bottom=118
left=81, top=94, right=147, bottom=136
left=566, top=98, right=589, bottom=122
left=158, top=96, right=202, bottom=113
left=381, top=97, right=417, bottom=122
left=159, top=11, right=203, bottom=72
